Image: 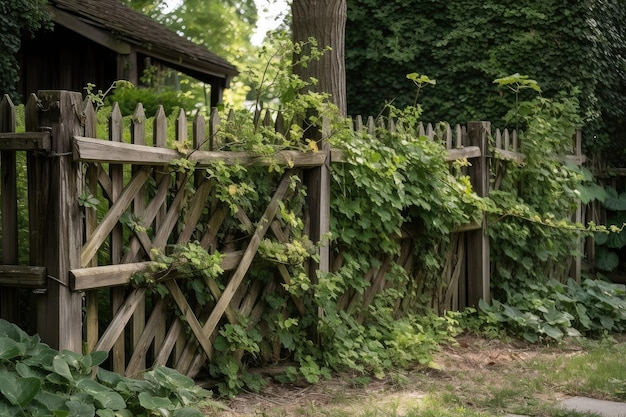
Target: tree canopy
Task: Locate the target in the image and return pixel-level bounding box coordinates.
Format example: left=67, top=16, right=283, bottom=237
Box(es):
left=345, top=0, right=626, bottom=162
left=123, top=0, right=259, bottom=106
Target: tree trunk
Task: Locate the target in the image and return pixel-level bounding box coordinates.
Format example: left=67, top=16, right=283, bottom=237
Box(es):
left=292, top=0, right=347, bottom=117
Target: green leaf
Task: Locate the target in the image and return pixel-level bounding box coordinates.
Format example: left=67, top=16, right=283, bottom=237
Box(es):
left=0, top=337, right=23, bottom=360
left=605, top=190, right=626, bottom=211
left=0, top=374, right=41, bottom=406
left=88, top=351, right=108, bottom=368
left=541, top=323, right=564, bottom=340
left=173, top=408, right=204, bottom=417
left=53, top=355, right=74, bottom=382
left=600, top=315, right=614, bottom=330
left=65, top=399, right=96, bottom=417
left=138, top=392, right=173, bottom=410
left=146, top=366, right=195, bottom=391
left=75, top=378, right=126, bottom=410
left=33, top=390, right=68, bottom=413
left=595, top=246, right=619, bottom=272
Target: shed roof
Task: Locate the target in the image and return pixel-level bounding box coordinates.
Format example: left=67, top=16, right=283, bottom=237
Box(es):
left=47, top=0, right=238, bottom=83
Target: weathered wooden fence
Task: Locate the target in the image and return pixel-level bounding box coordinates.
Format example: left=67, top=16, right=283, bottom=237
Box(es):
left=0, top=90, right=584, bottom=378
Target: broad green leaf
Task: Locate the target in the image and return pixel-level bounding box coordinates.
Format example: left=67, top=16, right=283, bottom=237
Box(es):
left=600, top=315, right=614, bottom=330
left=594, top=247, right=619, bottom=271
left=138, top=392, right=173, bottom=410
left=53, top=355, right=74, bottom=382
left=89, top=351, right=108, bottom=368
left=541, top=323, right=564, bottom=340
left=75, top=378, right=126, bottom=410
left=65, top=399, right=95, bottom=417
left=0, top=337, right=23, bottom=360
left=147, top=367, right=195, bottom=391
left=33, top=390, right=68, bottom=412
left=604, top=190, right=626, bottom=211
left=575, top=304, right=592, bottom=329
left=0, top=319, right=28, bottom=341
left=0, top=373, right=41, bottom=406
left=173, top=408, right=204, bottom=417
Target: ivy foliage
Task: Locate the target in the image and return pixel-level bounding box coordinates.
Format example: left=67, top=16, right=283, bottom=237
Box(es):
left=345, top=0, right=626, bottom=163
left=0, top=0, right=51, bottom=101
left=487, top=79, right=585, bottom=288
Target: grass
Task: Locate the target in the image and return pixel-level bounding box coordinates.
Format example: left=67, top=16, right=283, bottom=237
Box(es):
left=207, top=335, right=626, bottom=417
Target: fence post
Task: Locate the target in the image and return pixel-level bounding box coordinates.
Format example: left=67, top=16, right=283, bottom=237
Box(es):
left=30, top=91, right=84, bottom=352
left=0, top=95, right=18, bottom=323
left=466, top=121, right=490, bottom=306
left=304, top=117, right=331, bottom=283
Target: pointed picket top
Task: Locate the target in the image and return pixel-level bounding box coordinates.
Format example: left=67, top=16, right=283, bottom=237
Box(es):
left=192, top=110, right=206, bottom=151
left=512, top=129, right=519, bottom=151
left=109, top=103, right=123, bottom=143
left=275, top=111, right=286, bottom=136
left=574, top=129, right=582, bottom=157
left=153, top=105, right=167, bottom=148
left=0, top=94, right=16, bottom=132
left=389, top=118, right=396, bottom=133
left=455, top=124, right=463, bottom=148
left=227, top=108, right=235, bottom=122
left=418, top=122, right=426, bottom=137
left=175, top=108, right=187, bottom=144
left=131, top=103, right=146, bottom=146
left=209, top=107, right=221, bottom=150
left=83, top=98, right=97, bottom=138
left=253, top=108, right=261, bottom=129
left=366, top=116, right=376, bottom=135
left=494, top=128, right=502, bottom=150
left=354, top=115, right=364, bottom=131
left=444, top=123, right=452, bottom=150
left=426, top=123, right=434, bottom=139
left=376, top=116, right=385, bottom=130
left=262, top=108, right=273, bottom=128
left=25, top=94, right=40, bottom=132
left=503, top=128, right=510, bottom=151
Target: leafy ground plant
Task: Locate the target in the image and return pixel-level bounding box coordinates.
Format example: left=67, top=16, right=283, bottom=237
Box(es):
left=0, top=319, right=216, bottom=417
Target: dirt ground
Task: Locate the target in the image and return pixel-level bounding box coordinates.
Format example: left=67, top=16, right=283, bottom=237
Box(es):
left=203, top=334, right=591, bottom=416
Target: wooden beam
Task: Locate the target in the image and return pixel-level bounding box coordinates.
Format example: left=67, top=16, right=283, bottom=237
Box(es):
left=446, top=146, right=482, bottom=161
left=73, top=136, right=179, bottom=165
left=331, top=145, right=482, bottom=163
left=493, top=148, right=526, bottom=163
left=48, top=6, right=132, bottom=54
left=0, top=266, right=46, bottom=288
left=70, top=252, right=244, bottom=290
left=72, top=136, right=327, bottom=167
left=0, top=132, right=51, bottom=151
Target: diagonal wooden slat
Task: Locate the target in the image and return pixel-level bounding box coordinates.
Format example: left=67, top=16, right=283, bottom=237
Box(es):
left=94, top=288, right=147, bottom=353
left=177, top=178, right=213, bottom=243
left=121, top=172, right=172, bottom=263
left=125, top=297, right=167, bottom=377
left=152, top=315, right=184, bottom=368
left=165, top=280, right=214, bottom=361
left=151, top=174, right=189, bottom=250
left=81, top=168, right=152, bottom=267
left=199, top=206, right=228, bottom=251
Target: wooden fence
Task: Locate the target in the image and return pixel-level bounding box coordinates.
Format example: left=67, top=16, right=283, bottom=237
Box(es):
left=0, top=90, right=584, bottom=378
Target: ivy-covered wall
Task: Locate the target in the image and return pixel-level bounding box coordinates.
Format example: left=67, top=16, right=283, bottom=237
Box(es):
left=345, top=0, right=626, bottom=164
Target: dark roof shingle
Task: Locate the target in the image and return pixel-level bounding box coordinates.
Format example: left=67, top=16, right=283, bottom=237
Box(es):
left=49, top=0, right=238, bottom=80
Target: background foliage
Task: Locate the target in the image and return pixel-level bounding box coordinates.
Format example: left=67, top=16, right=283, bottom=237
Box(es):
left=0, top=0, right=50, bottom=102
left=345, top=0, right=626, bottom=164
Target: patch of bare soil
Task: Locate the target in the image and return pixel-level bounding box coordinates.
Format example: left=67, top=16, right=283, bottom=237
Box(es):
left=203, top=334, right=585, bottom=416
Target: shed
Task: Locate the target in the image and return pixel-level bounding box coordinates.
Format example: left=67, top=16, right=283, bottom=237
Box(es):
left=18, top=0, right=238, bottom=106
